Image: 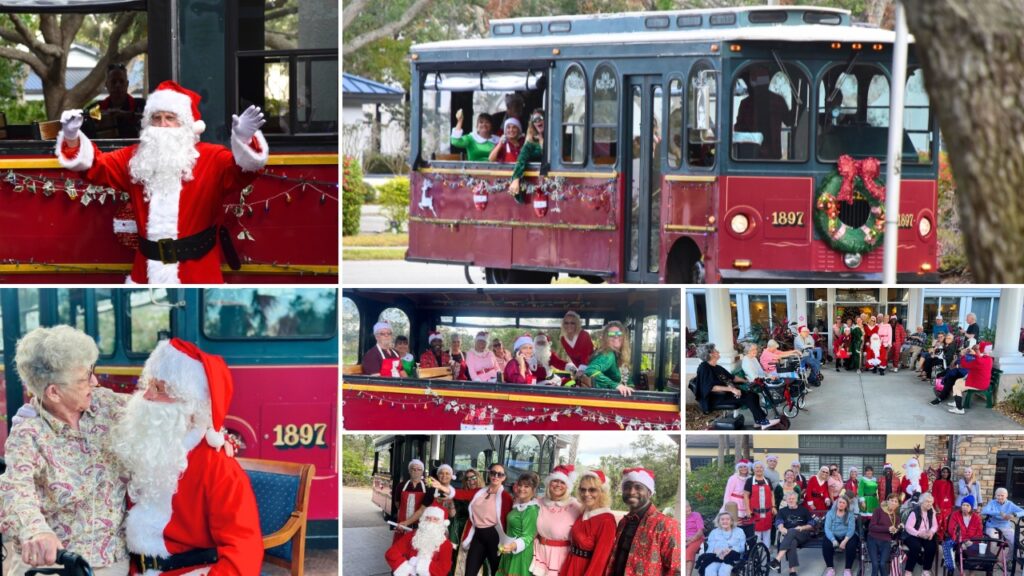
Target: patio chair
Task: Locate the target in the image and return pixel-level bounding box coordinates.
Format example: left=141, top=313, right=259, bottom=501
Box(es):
left=239, top=457, right=315, bottom=576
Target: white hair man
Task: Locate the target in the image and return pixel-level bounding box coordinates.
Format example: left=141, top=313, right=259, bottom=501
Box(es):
left=900, top=457, right=929, bottom=498
left=110, top=338, right=262, bottom=572
left=57, top=81, right=268, bottom=283
left=385, top=504, right=453, bottom=576
left=981, top=487, right=1023, bottom=558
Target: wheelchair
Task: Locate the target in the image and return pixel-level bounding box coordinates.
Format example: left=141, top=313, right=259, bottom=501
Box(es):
left=756, top=356, right=808, bottom=419
left=24, top=550, right=93, bottom=576
left=695, top=519, right=772, bottom=576
left=688, top=377, right=792, bottom=430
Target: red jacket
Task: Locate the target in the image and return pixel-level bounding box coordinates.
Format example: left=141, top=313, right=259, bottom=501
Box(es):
left=550, top=331, right=595, bottom=370
left=945, top=511, right=983, bottom=542
left=504, top=359, right=536, bottom=384
left=804, top=475, right=830, bottom=512
left=419, top=349, right=451, bottom=370
left=960, top=354, right=994, bottom=390
left=385, top=529, right=454, bottom=576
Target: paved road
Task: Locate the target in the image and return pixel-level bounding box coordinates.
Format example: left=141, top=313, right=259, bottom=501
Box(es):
left=342, top=259, right=484, bottom=284
left=343, top=485, right=394, bottom=576
left=358, top=204, right=388, bottom=234
left=687, top=367, right=1022, bottom=430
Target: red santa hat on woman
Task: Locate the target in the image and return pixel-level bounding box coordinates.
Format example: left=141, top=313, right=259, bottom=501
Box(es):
left=978, top=341, right=993, bottom=356
left=143, top=80, right=206, bottom=134
left=580, top=469, right=610, bottom=491
left=545, top=464, right=576, bottom=488
left=622, top=467, right=656, bottom=494
left=735, top=459, right=751, bottom=473
left=142, top=338, right=232, bottom=450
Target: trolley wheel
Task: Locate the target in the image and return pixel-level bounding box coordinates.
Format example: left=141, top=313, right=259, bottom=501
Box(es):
left=782, top=402, right=799, bottom=419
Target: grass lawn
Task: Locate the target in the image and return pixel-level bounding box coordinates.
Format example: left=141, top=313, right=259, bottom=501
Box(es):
left=343, top=233, right=409, bottom=247
left=342, top=248, right=405, bottom=261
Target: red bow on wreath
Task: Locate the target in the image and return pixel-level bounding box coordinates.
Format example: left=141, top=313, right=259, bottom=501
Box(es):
left=837, top=155, right=886, bottom=204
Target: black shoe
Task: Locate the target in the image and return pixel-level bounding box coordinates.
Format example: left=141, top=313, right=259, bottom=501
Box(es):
left=879, top=369, right=885, bottom=376
left=930, top=398, right=942, bottom=405
left=771, top=559, right=782, bottom=572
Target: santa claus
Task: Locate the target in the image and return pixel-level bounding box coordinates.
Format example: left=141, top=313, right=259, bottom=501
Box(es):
left=531, top=334, right=562, bottom=385
left=111, top=338, right=263, bottom=574
left=385, top=504, right=454, bottom=576
left=864, top=333, right=885, bottom=375
left=57, top=81, right=269, bottom=284
left=900, top=457, right=930, bottom=498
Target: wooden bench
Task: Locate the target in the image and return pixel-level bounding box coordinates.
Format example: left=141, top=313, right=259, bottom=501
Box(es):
left=418, top=366, right=453, bottom=380
left=963, top=367, right=1002, bottom=409
left=342, top=364, right=363, bottom=375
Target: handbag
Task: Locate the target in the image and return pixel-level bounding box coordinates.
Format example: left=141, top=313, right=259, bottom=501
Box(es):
left=934, top=378, right=945, bottom=393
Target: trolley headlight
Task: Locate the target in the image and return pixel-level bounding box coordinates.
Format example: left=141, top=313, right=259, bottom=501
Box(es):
left=730, top=213, right=750, bottom=234
left=844, top=253, right=862, bottom=269
left=918, top=216, right=932, bottom=238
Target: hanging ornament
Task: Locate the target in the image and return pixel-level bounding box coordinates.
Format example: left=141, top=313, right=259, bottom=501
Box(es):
left=113, top=203, right=139, bottom=250
left=532, top=188, right=548, bottom=217
left=472, top=181, right=488, bottom=211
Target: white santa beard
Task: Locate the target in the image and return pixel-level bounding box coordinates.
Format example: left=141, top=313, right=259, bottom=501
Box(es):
left=535, top=345, right=551, bottom=370
left=411, top=521, right=447, bottom=557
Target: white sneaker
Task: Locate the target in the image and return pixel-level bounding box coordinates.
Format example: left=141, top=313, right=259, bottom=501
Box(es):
left=948, top=407, right=965, bottom=415
left=762, top=418, right=781, bottom=429
left=947, top=401, right=957, bottom=407
left=893, top=367, right=899, bottom=373
left=825, top=569, right=835, bottom=576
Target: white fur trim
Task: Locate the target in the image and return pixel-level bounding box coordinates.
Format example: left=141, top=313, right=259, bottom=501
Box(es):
left=145, top=260, right=181, bottom=284
left=142, top=571, right=162, bottom=576
left=583, top=507, right=612, bottom=521
left=56, top=132, right=95, bottom=171
left=622, top=470, right=656, bottom=495
left=394, top=561, right=415, bottom=576
left=462, top=488, right=508, bottom=550
left=142, top=340, right=209, bottom=405
left=125, top=496, right=173, bottom=556
left=415, top=559, right=433, bottom=576
left=191, top=120, right=206, bottom=135
left=230, top=131, right=269, bottom=173
left=421, top=506, right=446, bottom=522
left=145, top=90, right=196, bottom=127
left=513, top=537, right=526, bottom=554
left=205, top=427, right=225, bottom=449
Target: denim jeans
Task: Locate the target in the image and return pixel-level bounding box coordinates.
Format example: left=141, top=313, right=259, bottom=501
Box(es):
left=867, top=537, right=892, bottom=576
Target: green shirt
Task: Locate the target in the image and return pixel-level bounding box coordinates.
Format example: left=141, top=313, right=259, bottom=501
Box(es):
left=585, top=350, right=633, bottom=390
left=510, top=140, right=544, bottom=181
left=450, top=129, right=498, bottom=161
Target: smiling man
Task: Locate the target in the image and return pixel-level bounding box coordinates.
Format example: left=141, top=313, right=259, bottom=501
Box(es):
left=605, top=467, right=681, bottom=576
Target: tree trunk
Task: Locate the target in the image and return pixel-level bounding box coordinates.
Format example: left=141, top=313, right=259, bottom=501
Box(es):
left=717, top=435, right=727, bottom=467
left=902, top=0, right=1024, bottom=282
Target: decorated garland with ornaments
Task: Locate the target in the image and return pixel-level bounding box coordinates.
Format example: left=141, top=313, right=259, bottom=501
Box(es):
left=814, top=154, right=887, bottom=255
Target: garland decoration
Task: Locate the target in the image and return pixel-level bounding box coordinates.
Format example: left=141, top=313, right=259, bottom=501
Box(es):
left=814, top=154, right=887, bottom=254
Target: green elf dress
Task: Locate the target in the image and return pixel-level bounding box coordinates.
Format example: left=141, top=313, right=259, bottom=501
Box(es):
left=858, top=475, right=880, bottom=514
left=585, top=351, right=633, bottom=391
left=497, top=499, right=540, bottom=576
left=850, top=324, right=865, bottom=371
left=451, top=128, right=499, bottom=161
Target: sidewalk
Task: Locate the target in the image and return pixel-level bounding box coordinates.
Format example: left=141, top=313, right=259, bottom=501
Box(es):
left=687, top=365, right=1023, bottom=430
left=343, top=485, right=395, bottom=576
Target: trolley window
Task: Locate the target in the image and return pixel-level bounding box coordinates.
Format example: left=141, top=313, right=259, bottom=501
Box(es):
left=731, top=60, right=809, bottom=162
left=816, top=63, right=891, bottom=162
left=687, top=62, right=718, bottom=168
left=561, top=64, right=586, bottom=165
left=127, top=288, right=171, bottom=355
left=342, top=296, right=360, bottom=365
left=591, top=64, right=618, bottom=166
left=904, top=68, right=933, bottom=164
left=202, top=288, right=337, bottom=340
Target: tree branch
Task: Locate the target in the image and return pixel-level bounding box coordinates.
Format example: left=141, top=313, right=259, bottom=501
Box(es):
left=9, top=14, right=62, bottom=59
left=266, top=5, right=299, bottom=21
left=9, top=13, right=36, bottom=45
left=0, top=45, right=47, bottom=78
left=343, top=0, right=371, bottom=30
left=105, top=12, right=137, bottom=56
left=58, top=13, right=86, bottom=52
left=265, top=30, right=297, bottom=50
left=38, top=13, right=59, bottom=46
left=343, top=0, right=434, bottom=56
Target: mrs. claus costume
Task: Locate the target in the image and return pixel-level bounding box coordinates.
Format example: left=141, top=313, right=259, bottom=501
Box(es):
left=122, top=338, right=262, bottom=574
left=385, top=504, right=454, bottom=576
left=530, top=465, right=583, bottom=576
left=56, top=81, right=269, bottom=284
left=722, top=460, right=752, bottom=518
left=561, top=470, right=617, bottom=576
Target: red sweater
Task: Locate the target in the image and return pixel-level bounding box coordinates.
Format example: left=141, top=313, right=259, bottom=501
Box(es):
left=945, top=511, right=983, bottom=542
left=550, top=331, right=595, bottom=370
left=960, top=354, right=993, bottom=390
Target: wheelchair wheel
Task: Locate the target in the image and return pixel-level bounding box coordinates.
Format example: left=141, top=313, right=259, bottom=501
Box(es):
left=782, top=401, right=799, bottom=419
left=747, top=541, right=771, bottom=576
left=798, top=394, right=808, bottom=409
left=775, top=415, right=791, bottom=430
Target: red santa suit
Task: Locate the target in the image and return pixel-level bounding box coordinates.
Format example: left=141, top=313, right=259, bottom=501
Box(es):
left=119, top=338, right=263, bottom=575
left=876, top=322, right=892, bottom=369
left=899, top=458, right=929, bottom=498
left=804, top=474, right=830, bottom=512
left=862, top=324, right=880, bottom=369
left=385, top=505, right=454, bottom=576
left=550, top=330, right=595, bottom=371
left=56, top=81, right=268, bottom=284
left=864, top=333, right=884, bottom=370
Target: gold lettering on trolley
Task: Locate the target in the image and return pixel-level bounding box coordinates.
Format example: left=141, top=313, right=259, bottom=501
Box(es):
left=272, top=423, right=328, bottom=448
left=899, top=213, right=914, bottom=228
left=770, top=211, right=805, bottom=227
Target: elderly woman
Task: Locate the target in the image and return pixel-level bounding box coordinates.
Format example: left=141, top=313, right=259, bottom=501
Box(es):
left=449, top=333, right=471, bottom=381
left=685, top=500, right=706, bottom=576
left=562, top=469, right=617, bottom=576
left=550, top=311, right=595, bottom=375
left=793, top=326, right=823, bottom=379
left=772, top=491, right=814, bottom=575
left=942, top=495, right=983, bottom=576
left=0, top=325, right=130, bottom=572
left=583, top=321, right=635, bottom=397
left=467, top=331, right=501, bottom=382
left=744, top=461, right=775, bottom=547
left=699, top=511, right=746, bottom=576
left=759, top=340, right=801, bottom=379
left=947, top=341, right=994, bottom=415
left=904, top=493, right=940, bottom=576
left=360, top=320, right=405, bottom=377
left=867, top=493, right=902, bottom=576
left=739, top=343, right=768, bottom=381
left=530, top=465, right=581, bottom=576
left=693, top=343, right=778, bottom=430
left=394, top=459, right=435, bottom=535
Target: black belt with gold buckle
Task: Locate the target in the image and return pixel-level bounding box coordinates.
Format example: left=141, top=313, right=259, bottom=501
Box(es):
left=130, top=548, right=218, bottom=571
left=137, top=226, right=217, bottom=264
left=570, top=544, right=593, bottom=558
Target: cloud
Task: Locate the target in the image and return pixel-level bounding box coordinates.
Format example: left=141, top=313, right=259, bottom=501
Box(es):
left=576, top=433, right=676, bottom=466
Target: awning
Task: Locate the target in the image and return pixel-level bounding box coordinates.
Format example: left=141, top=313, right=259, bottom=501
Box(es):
left=0, top=0, right=145, bottom=13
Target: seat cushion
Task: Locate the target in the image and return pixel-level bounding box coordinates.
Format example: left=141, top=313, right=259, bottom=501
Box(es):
left=246, top=469, right=300, bottom=561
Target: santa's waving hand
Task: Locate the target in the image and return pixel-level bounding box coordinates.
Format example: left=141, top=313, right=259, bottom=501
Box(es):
left=56, top=81, right=270, bottom=284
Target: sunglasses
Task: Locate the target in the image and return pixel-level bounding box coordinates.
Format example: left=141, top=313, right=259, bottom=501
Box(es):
left=465, top=475, right=478, bottom=481
left=489, top=471, right=506, bottom=477
left=579, top=487, right=600, bottom=494
left=531, top=116, right=544, bottom=124
left=607, top=331, right=624, bottom=338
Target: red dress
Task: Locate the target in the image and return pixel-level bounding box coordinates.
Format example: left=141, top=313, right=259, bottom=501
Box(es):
left=504, top=359, right=537, bottom=384
left=932, top=479, right=956, bottom=538
left=550, top=332, right=595, bottom=371
left=57, top=132, right=267, bottom=283
left=804, top=475, right=830, bottom=512
left=561, top=510, right=617, bottom=576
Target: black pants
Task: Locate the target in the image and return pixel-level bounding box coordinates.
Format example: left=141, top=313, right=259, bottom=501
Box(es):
left=779, top=529, right=812, bottom=568
left=709, top=390, right=768, bottom=422
left=823, top=533, right=861, bottom=569
left=922, top=357, right=945, bottom=378
left=465, top=526, right=501, bottom=576
left=904, top=536, right=937, bottom=572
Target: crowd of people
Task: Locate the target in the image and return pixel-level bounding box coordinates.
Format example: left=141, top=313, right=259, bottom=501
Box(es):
left=385, top=459, right=680, bottom=576
left=359, top=312, right=637, bottom=397
left=685, top=457, right=1022, bottom=576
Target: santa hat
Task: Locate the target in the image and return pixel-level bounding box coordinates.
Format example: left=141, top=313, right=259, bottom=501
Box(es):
left=421, top=503, right=450, bottom=526
left=503, top=117, right=522, bottom=132
left=978, top=341, right=993, bottom=356
left=427, top=332, right=443, bottom=344
left=475, top=331, right=489, bottom=342
left=798, top=325, right=808, bottom=333
left=848, top=466, right=859, bottom=475
left=735, top=459, right=751, bottom=472
left=580, top=469, right=609, bottom=490
left=436, top=464, right=453, bottom=475
left=752, top=460, right=765, bottom=471
left=622, top=467, right=656, bottom=494
left=883, top=463, right=893, bottom=470
left=905, top=457, right=920, bottom=468
left=408, top=459, right=425, bottom=471
left=142, top=338, right=232, bottom=450
left=144, top=80, right=205, bottom=135
left=766, top=455, right=779, bottom=463
left=373, top=321, right=392, bottom=335
left=791, top=460, right=801, bottom=467
left=513, top=333, right=533, bottom=352
left=534, top=333, right=549, bottom=345
left=545, top=464, right=576, bottom=487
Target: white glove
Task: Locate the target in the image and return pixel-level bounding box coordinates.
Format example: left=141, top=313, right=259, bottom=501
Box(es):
left=565, top=362, right=577, bottom=373
left=60, top=109, right=84, bottom=141
left=231, top=105, right=266, bottom=141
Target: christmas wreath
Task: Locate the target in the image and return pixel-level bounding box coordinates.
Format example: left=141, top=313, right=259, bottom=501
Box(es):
left=814, top=155, right=887, bottom=254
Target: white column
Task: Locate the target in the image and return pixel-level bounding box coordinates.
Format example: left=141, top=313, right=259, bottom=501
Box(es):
left=993, top=287, right=1024, bottom=402
left=707, top=288, right=738, bottom=371
left=908, top=288, right=924, bottom=332
left=788, top=288, right=808, bottom=329
left=827, top=288, right=837, bottom=351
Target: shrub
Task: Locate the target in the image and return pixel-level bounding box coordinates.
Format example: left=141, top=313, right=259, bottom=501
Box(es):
left=377, top=176, right=410, bottom=233
left=342, top=156, right=365, bottom=236
left=686, top=456, right=734, bottom=523
left=363, top=183, right=377, bottom=204
left=1004, top=379, right=1024, bottom=415
left=937, top=152, right=966, bottom=275
left=363, top=152, right=409, bottom=176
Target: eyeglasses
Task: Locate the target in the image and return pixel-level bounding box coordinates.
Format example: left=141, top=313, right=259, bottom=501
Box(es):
left=579, top=487, right=600, bottom=494
left=531, top=115, right=544, bottom=124
left=489, top=471, right=506, bottom=477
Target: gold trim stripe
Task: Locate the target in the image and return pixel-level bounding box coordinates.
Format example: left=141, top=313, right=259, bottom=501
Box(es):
left=420, top=167, right=617, bottom=179
left=0, top=263, right=337, bottom=275
left=664, top=224, right=717, bottom=233
left=664, top=174, right=717, bottom=183
left=0, top=154, right=337, bottom=170
left=410, top=215, right=615, bottom=232
left=342, top=382, right=679, bottom=413
left=96, top=364, right=338, bottom=376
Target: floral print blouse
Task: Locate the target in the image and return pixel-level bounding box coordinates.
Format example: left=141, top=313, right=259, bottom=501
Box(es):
left=0, top=387, right=130, bottom=566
